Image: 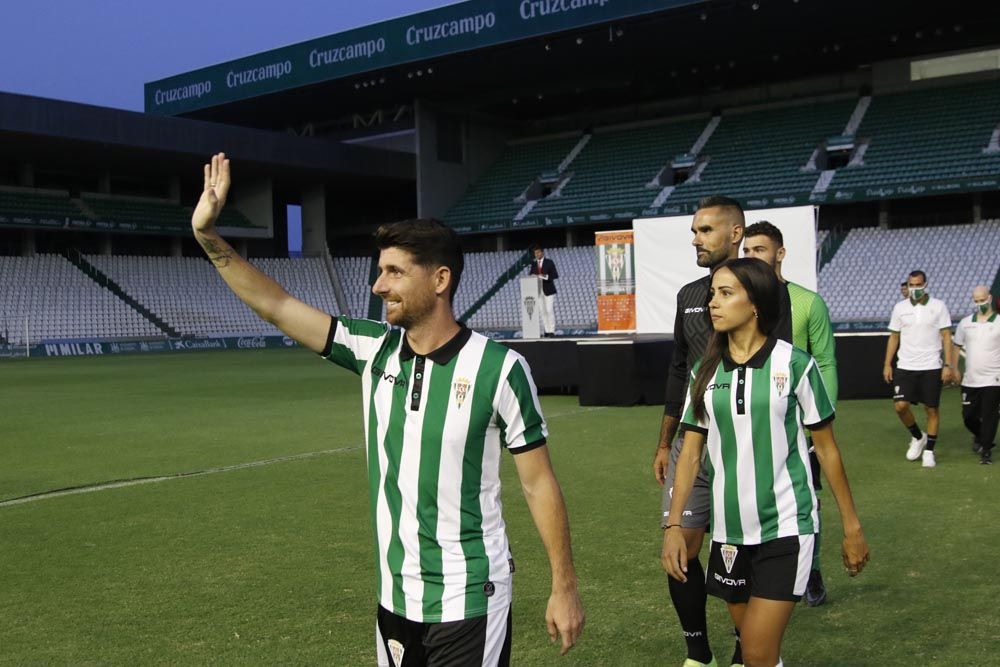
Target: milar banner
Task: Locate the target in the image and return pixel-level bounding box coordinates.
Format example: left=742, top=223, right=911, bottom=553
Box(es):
left=595, top=230, right=636, bottom=333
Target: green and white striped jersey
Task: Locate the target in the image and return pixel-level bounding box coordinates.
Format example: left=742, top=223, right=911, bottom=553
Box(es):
left=681, top=338, right=834, bottom=545
left=321, top=316, right=547, bottom=623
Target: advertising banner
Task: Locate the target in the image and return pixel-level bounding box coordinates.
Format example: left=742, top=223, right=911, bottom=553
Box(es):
left=145, top=0, right=701, bottom=115
left=0, top=336, right=300, bottom=360
left=595, top=229, right=636, bottom=332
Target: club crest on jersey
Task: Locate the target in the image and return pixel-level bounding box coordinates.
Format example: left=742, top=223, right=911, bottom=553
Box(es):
left=454, top=377, right=471, bottom=408
left=387, top=639, right=405, bottom=666
left=721, top=544, right=738, bottom=574
left=773, top=371, right=788, bottom=394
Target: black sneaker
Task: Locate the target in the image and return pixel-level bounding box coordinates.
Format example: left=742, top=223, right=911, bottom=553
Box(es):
left=804, top=569, right=827, bottom=607
left=981, top=449, right=993, bottom=465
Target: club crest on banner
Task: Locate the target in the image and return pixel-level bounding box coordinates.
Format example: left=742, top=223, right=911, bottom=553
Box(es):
left=388, top=639, right=405, bottom=667
left=721, top=544, right=738, bottom=574
left=773, top=371, right=788, bottom=394
left=605, top=245, right=626, bottom=282
left=523, top=296, right=536, bottom=318
left=453, top=377, right=471, bottom=408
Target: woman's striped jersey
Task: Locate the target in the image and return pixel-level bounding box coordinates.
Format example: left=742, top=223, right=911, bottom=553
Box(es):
left=321, top=316, right=547, bottom=623
left=681, top=338, right=834, bottom=546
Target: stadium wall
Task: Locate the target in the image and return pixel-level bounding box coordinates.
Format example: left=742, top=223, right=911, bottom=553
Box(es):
left=301, top=185, right=327, bottom=256
left=231, top=177, right=274, bottom=236
left=416, top=100, right=514, bottom=219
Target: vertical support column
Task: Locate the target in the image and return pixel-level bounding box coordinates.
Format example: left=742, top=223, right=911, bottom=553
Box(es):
left=18, top=164, right=34, bottom=187
left=415, top=99, right=513, bottom=220
left=168, top=175, right=182, bottom=203
left=231, top=176, right=275, bottom=236
left=22, top=229, right=36, bottom=256
left=99, top=172, right=112, bottom=194
left=878, top=200, right=890, bottom=229
left=565, top=227, right=575, bottom=248
left=301, top=185, right=328, bottom=258
left=496, top=233, right=508, bottom=251
left=100, top=234, right=113, bottom=255
left=972, top=192, right=982, bottom=225
left=170, top=237, right=183, bottom=257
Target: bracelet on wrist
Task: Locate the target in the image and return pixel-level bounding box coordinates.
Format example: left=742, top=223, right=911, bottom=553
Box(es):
left=664, top=524, right=683, bottom=531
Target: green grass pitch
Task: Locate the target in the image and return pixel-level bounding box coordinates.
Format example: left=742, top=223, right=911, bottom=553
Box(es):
left=1, top=349, right=997, bottom=665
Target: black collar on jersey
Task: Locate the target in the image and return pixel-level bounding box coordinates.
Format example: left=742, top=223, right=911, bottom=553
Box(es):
left=400, top=324, right=472, bottom=364
left=721, top=336, right=777, bottom=372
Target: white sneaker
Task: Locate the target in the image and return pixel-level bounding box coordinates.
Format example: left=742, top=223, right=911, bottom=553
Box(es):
left=922, top=450, right=936, bottom=468
left=906, top=433, right=927, bottom=461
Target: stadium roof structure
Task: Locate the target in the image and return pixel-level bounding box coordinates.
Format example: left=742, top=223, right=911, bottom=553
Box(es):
left=147, top=0, right=1000, bottom=132
left=0, top=92, right=412, bottom=184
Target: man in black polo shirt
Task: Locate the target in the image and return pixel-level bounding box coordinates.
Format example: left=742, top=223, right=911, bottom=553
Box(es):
left=653, top=196, right=746, bottom=667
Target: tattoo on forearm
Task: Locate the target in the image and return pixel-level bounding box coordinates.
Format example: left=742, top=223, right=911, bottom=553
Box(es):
left=200, top=236, right=234, bottom=268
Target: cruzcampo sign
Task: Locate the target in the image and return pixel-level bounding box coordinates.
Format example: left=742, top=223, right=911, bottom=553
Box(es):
left=145, top=0, right=701, bottom=115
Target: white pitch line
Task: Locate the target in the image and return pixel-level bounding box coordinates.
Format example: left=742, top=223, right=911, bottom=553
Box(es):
left=544, top=406, right=607, bottom=420
left=0, top=445, right=363, bottom=508
left=2, top=405, right=613, bottom=508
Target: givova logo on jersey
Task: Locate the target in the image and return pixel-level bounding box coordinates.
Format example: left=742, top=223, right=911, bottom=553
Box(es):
left=454, top=377, right=471, bottom=408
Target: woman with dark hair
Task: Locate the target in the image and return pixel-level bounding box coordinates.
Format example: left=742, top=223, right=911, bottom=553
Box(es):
left=662, top=258, right=869, bottom=667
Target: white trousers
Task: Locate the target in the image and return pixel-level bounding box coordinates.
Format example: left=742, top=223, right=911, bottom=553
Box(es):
left=541, top=294, right=556, bottom=334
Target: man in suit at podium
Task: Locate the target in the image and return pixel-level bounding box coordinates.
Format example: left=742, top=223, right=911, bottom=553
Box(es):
left=529, top=245, right=559, bottom=337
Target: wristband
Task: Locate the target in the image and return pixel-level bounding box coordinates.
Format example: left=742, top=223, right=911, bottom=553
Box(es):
left=664, top=524, right=683, bottom=531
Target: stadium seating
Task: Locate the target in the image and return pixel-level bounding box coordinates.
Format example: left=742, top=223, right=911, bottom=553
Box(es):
left=333, top=255, right=380, bottom=319
left=83, top=196, right=257, bottom=231
left=528, top=118, right=707, bottom=219
left=0, top=254, right=161, bottom=344
left=85, top=255, right=339, bottom=337
left=667, top=98, right=857, bottom=206
left=442, top=135, right=585, bottom=230
left=818, top=219, right=1000, bottom=323
left=333, top=247, right=600, bottom=332
left=827, top=82, right=1000, bottom=191
left=442, top=82, right=1000, bottom=231
left=0, top=189, right=83, bottom=222
left=455, top=247, right=598, bottom=331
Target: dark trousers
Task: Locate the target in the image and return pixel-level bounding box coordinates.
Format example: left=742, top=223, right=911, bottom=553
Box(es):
left=962, top=385, right=1000, bottom=450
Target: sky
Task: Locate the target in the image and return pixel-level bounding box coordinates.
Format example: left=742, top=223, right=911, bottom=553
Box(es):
left=0, top=0, right=460, bottom=112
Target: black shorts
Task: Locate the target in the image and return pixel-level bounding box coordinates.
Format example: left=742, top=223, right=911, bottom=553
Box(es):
left=705, top=535, right=815, bottom=604
left=892, top=368, right=943, bottom=408
left=376, top=604, right=512, bottom=667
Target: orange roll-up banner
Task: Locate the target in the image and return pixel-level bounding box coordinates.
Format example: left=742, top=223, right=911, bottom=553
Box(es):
left=595, top=230, right=636, bottom=333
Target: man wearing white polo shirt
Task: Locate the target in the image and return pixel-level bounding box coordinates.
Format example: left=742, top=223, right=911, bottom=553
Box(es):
left=952, top=286, right=1000, bottom=465
left=883, top=270, right=955, bottom=468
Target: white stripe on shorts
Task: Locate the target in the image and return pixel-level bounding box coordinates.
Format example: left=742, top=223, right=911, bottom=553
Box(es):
left=375, top=618, right=389, bottom=667
left=793, top=534, right=816, bottom=597
left=481, top=578, right=512, bottom=666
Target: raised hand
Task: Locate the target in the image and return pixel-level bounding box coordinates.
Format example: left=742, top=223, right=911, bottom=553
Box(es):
left=192, top=152, right=231, bottom=234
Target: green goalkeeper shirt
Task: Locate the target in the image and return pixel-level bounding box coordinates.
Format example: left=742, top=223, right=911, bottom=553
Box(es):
left=786, top=281, right=838, bottom=404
